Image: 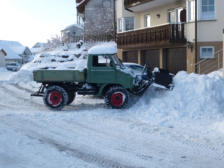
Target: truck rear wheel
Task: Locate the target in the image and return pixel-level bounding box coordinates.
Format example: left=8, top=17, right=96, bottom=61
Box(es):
left=43, top=85, right=68, bottom=110
left=104, top=86, right=128, bottom=109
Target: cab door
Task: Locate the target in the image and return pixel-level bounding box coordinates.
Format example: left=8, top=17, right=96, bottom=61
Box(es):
left=88, top=55, right=116, bottom=84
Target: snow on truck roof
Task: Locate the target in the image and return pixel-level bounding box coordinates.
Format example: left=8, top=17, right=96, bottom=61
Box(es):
left=88, top=42, right=117, bottom=55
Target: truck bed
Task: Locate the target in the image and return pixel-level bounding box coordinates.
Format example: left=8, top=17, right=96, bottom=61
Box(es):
left=33, top=69, right=86, bottom=83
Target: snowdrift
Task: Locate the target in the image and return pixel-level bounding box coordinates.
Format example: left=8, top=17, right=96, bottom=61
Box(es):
left=131, top=71, right=224, bottom=122
left=7, top=43, right=88, bottom=83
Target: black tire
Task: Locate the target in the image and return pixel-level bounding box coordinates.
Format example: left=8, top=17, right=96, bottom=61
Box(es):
left=43, top=85, right=68, bottom=110
left=104, top=86, right=129, bottom=109
left=67, top=91, right=76, bottom=105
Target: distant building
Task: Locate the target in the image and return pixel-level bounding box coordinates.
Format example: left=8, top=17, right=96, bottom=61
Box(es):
left=76, top=0, right=116, bottom=42
left=0, top=40, right=32, bottom=64
left=61, top=24, right=83, bottom=43
left=0, top=49, right=6, bottom=67
left=31, top=42, right=47, bottom=55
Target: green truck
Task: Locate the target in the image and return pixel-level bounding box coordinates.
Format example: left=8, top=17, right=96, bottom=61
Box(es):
left=32, top=45, right=173, bottom=110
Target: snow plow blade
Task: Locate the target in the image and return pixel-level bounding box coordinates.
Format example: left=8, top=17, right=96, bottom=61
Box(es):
left=153, top=69, right=174, bottom=89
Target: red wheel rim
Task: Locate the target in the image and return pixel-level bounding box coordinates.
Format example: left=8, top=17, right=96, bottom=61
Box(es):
left=48, top=90, right=63, bottom=107
left=111, top=92, right=125, bottom=107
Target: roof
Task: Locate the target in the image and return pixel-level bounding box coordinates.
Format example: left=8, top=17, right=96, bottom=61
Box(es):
left=0, top=40, right=26, bottom=55
left=76, top=0, right=90, bottom=13
left=0, top=45, right=21, bottom=59
left=0, top=41, right=23, bottom=59
left=61, top=24, right=83, bottom=32
left=32, top=42, right=46, bottom=48
left=88, top=42, right=117, bottom=55
left=0, top=49, right=7, bottom=56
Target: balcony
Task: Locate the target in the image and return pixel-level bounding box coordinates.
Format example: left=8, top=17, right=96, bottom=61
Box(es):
left=124, top=0, right=152, bottom=8
left=117, top=24, right=186, bottom=49
left=124, top=0, right=177, bottom=12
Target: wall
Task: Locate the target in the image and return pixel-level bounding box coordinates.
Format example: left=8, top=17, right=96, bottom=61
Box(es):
left=84, top=0, right=115, bottom=41
left=136, top=1, right=186, bottom=29
left=116, top=0, right=186, bottom=30
left=0, top=51, right=5, bottom=67
left=197, top=0, right=224, bottom=42
left=5, top=59, right=21, bottom=64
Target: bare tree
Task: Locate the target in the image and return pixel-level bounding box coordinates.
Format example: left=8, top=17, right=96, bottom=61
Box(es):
left=46, top=34, right=63, bottom=49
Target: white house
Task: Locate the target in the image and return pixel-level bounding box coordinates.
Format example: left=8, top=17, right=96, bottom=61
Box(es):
left=117, top=0, right=223, bottom=74
left=31, top=42, right=47, bottom=55
left=0, top=40, right=32, bottom=64
left=61, top=24, right=84, bottom=43
left=0, top=49, right=6, bottom=67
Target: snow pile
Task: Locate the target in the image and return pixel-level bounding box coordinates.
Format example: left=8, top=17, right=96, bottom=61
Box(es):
left=88, top=42, right=117, bottom=55
left=9, top=70, right=34, bottom=83
left=7, top=43, right=88, bottom=83
left=0, top=67, right=8, bottom=72
left=132, top=71, right=224, bottom=122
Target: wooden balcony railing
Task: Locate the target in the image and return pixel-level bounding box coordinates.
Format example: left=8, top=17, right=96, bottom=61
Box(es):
left=124, top=0, right=153, bottom=8
left=117, top=24, right=186, bottom=48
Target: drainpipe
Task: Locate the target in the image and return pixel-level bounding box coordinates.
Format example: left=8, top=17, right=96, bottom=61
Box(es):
left=195, top=0, right=198, bottom=73
left=114, top=0, right=117, bottom=42
left=223, top=29, right=224, bottom=77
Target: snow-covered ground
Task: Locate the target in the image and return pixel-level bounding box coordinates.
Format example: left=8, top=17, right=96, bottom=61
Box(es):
left=1, top=42, right=224, bottom=168
left=1, top=65, right=224, bottom=168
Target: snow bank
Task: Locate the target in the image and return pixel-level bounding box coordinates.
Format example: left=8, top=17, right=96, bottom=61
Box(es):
left=131, top=71, right=224, bottom=122
left=6, top=43, right=88, bottom=84
left=0, top=67, right=8, bottom=72
left=88, top=42, right=117, bottom=55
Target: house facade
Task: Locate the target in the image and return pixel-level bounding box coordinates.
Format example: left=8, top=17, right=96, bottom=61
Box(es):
left=76, top=0, right=116, bottom=42
left=61, top=24, right=84, bottom=43
left=0, top=40, right=32, bottom=64
left=116, top=0, right=223, bottom=74
left=0, top=49, right=6, bottom=67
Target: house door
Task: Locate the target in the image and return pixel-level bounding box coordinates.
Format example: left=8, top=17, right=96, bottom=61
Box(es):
left=142, top=49, right=160, bottom=69
left=123, top=51, right=138, bottom=63
left=164, top=48, right=186, bottom=74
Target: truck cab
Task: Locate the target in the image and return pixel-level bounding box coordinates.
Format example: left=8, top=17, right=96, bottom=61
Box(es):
left=87, top=54, right=134, bottom=89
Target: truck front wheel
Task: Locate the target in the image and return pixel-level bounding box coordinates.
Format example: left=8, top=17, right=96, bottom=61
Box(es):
left=104, top=86, right=128, bottom=109
left=43, top=85, right=68, bottom=110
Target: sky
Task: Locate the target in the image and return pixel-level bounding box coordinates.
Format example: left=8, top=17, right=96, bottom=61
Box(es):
left=0, top=0, right=77, bottom=47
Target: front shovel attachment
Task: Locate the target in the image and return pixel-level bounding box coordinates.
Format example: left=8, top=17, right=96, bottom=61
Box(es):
left=153, top=68, right=174, bottom=89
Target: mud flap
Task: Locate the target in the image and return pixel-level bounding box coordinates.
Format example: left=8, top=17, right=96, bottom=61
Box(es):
left=153, top=69, right=174, bottom=89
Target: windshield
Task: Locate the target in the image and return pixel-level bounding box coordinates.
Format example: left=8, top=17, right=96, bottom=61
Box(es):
left=111, top=55, right=124, bottom=68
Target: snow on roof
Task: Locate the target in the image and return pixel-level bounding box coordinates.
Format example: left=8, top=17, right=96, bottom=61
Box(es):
left=32, top=42, right=46, bottom=48
left=62, top=24, right=83, bottom=32
left=0, top=40, right=26, bottom=55
left=88, top=42, right=117, bottom=55
left=0, top=44, right=21, bottom=59
left=76, top=0, right=87, bottom=7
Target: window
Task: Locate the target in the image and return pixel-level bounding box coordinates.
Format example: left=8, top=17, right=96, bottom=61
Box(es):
left=92, top=55, right=112, bottom=67
left=144, top=15, right=151, bottom=28
left=187, top=0, right=195, bottom=21
left=200, top=0, right=215, bottom=20
left=169, top=10, right=176, bottom=23
left=123, top=17, right=134, bottom=31
left=187, top=0, right=215, bottom=21
left=117, top=17, right=134, bottom=32
left=200, top=46, right=215, bottom=59
left=117, top=18, right=122, bottom=32
left=168, top=8, right=184, bottom=24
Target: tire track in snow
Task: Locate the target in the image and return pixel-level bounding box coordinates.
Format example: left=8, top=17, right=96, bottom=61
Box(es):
left=13, top=84, right=33, bottom=94
left=0, top=85, right=43, bottom=108
left=0, top=116, right=144, bottom=168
